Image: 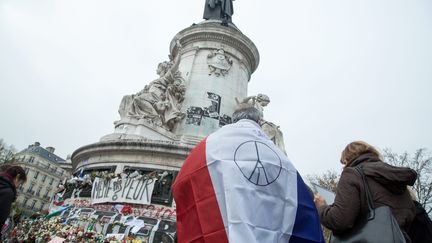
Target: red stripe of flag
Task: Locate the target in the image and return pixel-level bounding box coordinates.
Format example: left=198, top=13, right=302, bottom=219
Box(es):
left=173, top=139, right=229, bottom=243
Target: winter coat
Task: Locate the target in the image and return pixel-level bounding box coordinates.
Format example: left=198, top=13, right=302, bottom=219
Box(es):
left=0, top=173, right=17, bottom=229
left=317, top=153, right=417, bottom=242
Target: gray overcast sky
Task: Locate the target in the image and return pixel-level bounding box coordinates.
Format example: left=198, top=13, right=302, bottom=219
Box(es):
left=1, top=0, right=431, bottom=176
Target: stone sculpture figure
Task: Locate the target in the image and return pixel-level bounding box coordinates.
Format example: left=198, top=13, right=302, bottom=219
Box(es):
left=203, top=0, right=235, bottom=25
left=118, top=47, right=186, bottom=132
left=236, top=94, right=287, bottom=154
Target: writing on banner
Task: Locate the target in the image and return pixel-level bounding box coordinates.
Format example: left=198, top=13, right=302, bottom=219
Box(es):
left=91, top=177, right=156, bottom=205
left=63, top=198, right=177, bottom=220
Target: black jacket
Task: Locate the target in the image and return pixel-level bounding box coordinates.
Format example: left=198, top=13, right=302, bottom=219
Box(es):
left=0, top=174, right=17, bottom=228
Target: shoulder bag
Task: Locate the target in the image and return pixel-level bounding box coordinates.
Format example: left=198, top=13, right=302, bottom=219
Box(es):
left=330, top=166, right=406, bottom=243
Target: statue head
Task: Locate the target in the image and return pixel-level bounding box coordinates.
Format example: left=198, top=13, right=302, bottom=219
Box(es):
left=157, top=61, right=172, bottom=76
left=232, top=103, right=263, bottom=124
left=256, top=94, right=270, bottom=106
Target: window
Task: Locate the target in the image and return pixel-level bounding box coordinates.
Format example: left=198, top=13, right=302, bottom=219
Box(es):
left=25, top=167, right=29, bottom=175
left=49, top=178, right=54, bottom=185
left=23, top=197, right=29, bottom=206
left=42, top=175, right=47, bottom=183
left=31, top=200, right=37, bottom=209
left=27, top=184, right=34, bottom=193
left=36, top=187, right=42, bottom=197
left=44, top=189, right=49, bottom=198
left=29, top=156, right=35, bottom=163
left=34, top=171, right=39, bottom=179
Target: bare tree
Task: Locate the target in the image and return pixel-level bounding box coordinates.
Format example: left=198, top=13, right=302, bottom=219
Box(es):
left=307, top=170, right=340, bottom=242
left=383, top=148, right=432, bottom=215
left=0, top=138, right=16, bottom=164
left=307, top=169, right=340, bottom=193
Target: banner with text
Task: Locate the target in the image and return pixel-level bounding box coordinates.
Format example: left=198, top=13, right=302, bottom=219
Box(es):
left=91, top=177, right=156, bottom=205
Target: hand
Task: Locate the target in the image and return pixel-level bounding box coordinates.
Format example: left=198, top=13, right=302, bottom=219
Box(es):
left=314, top=194, right=327, bottom=207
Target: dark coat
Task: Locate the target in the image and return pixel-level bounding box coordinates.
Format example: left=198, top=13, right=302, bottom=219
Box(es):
left=203, top=0, right=234, bottom=21
left=0, top=173, right=17, bottom=229
left=317, top=153, right=417, bottom=242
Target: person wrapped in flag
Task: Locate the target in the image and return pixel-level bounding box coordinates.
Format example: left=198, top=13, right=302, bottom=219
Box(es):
left=172, top=103, right=325, bottom=243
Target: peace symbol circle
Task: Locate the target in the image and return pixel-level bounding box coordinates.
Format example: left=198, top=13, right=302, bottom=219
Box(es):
left=234, top=140, right=282, bottom=186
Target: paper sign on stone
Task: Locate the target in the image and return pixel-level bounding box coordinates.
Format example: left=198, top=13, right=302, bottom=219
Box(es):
left=91, top=177, right=156, bottom=205
left=48, top=237, right=65, bottom=243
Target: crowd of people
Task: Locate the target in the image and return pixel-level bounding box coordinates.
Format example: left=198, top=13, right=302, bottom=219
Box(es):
left=1, top=102, right=431, bottom=243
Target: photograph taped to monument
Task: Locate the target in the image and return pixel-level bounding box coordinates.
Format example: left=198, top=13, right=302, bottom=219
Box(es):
left=311, top=183, right=336, bottom=204
left=186, top=106, right=204, bottom=125
left=219, top=114, right=232, bottom=127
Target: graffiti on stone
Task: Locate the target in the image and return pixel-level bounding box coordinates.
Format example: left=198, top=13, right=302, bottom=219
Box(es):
left=185, top=92, right=232, bottom=127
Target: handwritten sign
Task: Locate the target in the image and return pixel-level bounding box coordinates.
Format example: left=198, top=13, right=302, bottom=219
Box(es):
left=91, top=177, right=156, bottom=205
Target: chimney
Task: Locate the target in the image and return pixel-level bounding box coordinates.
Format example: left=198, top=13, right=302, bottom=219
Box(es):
left=46, top=146, right=55, bottom=154
left=34, top=142, right=40, bottom=147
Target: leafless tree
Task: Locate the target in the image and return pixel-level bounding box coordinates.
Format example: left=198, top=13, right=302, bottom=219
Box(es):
left=0, top=138, right=16, bottom=163
left=383, top=148, right=432, bottom=215
left=307, top=170, right=340, bottom=242
left=307, top=169, right=340, bottom=193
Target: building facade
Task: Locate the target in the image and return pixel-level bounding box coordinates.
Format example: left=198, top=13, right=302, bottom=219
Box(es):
left=13, top=142, right=71, bottom=214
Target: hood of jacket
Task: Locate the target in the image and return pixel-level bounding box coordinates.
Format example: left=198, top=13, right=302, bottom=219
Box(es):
left=349, top=153, right=417, bottom=194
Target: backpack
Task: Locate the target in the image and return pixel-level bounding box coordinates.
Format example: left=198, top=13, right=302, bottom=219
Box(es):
left=409, top=201, right=432, bottom=243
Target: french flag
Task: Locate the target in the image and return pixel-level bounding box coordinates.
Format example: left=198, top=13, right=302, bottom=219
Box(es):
left=173, top=119, right=325, bottom=243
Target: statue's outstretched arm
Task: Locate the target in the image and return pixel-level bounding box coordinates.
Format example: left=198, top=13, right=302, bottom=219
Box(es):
left=243, top=96, right=255, bottom=104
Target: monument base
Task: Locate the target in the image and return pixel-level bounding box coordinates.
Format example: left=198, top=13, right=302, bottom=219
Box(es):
left=100, top=118, right=178, bottom=142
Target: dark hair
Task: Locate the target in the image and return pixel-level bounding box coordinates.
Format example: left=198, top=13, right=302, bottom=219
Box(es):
left=0, top=164, right=12, bottom=172
left=5, top=166, right=27, bottom=182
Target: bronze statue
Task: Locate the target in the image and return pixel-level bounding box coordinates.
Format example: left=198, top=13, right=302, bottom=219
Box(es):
left=203, top=0, right=235, bottom=26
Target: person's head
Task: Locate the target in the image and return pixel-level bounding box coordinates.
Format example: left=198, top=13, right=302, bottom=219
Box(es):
left=340, top=141, right=381, bottom=167
left=0, top=164, right=12, bottom=172
left=232, top=103, right=263, bottom=124
left=5, top=166, right=27, bottom=187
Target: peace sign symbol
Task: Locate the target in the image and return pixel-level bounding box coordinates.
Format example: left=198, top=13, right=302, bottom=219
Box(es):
left=234, top=140, right=282, bottom=186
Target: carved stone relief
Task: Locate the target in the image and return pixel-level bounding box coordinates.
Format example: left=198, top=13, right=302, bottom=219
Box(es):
left=207, top=48, right=233, bottom=77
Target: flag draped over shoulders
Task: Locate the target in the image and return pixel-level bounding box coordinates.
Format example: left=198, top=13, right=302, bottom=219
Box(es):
left=172, top=119, right=325, bottom=243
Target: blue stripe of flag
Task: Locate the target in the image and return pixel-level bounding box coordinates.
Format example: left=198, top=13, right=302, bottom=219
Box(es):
left=289, top=172, right=326, bottom=243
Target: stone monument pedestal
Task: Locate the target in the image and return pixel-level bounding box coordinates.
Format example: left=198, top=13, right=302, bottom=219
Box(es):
left=70, top=16, right=261, bottom=243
